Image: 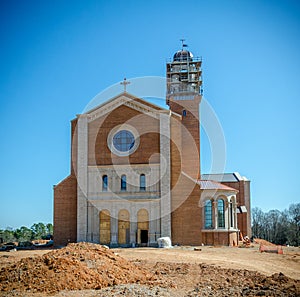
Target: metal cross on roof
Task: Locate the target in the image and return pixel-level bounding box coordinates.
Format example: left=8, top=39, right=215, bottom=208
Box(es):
left=180, top=38, right=188, bottom=49
left=120, top=78, right=130, bottom=92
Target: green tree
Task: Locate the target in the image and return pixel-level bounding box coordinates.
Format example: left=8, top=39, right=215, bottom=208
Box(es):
left=30, top=223, right=47, bottom=240
left=1, top=227, right=15, bottom=242
left=1, top=223, right=53, bottom=243
left=46, top=223, right=53, bottom=235
left=14, top=226, right=33, bottom=242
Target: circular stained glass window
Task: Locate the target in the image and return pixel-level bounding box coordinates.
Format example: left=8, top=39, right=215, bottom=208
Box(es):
left=112, top=130, right=135, bottom=152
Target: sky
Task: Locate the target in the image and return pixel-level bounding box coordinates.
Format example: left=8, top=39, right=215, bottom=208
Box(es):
left=0, top=0, right=299, bottom=229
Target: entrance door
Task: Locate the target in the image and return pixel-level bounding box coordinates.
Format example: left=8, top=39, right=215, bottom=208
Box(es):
left=137, top=209, right=149, bottom=246
left=141, top=230, right=148, bottom=244
left=99, top=210, right=111, bottom=245
left=118, top=209, right=130, bottom=245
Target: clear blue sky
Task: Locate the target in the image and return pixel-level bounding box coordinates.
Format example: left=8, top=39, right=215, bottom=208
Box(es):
left=0, top=0, right=299, bottom=229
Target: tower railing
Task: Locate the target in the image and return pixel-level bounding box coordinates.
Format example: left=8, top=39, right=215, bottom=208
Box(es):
left=166, top=56, right=202, bottom=63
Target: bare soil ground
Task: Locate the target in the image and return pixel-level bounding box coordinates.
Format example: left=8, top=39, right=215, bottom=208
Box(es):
left=0, top=242, right=299, bottom=297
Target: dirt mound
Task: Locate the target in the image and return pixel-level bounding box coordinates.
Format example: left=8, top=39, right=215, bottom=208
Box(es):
left=187, top=266, right=300, bottom=296
left=254, top=238, right=276, bottom=246
left=145, top=262, right=300, bottom=297
left=0, top=242, right=155, bottom=293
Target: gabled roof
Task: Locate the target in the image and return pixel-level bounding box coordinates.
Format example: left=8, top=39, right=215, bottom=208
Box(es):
left=181, top=171, right=238, bottom=192
left=78, top=92, right=169, bottom=122
left=197, top=180, right=238, bottom=192
left=201, top=172, right=249, bottom=182
left=86, top=92, right=165, bottom=114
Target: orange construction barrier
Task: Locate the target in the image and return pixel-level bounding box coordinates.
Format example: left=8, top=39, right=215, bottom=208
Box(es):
left=259, top=244, right=283, bottom=254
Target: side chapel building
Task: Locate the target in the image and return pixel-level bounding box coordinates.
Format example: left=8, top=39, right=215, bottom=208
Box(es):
left=53, top=47, right=251, bottom=247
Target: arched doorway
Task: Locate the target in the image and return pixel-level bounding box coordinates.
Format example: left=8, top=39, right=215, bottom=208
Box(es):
left=99, top=210, right=111, bottom=245
left=137, top=209, right=149, bottom=246
left=118, top=209, right=130, bottom=245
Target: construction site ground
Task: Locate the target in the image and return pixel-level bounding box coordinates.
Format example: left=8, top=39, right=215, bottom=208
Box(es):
left=0, top=242, right=299, bottom=297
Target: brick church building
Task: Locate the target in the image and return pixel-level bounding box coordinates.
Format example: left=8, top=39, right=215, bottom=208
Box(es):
left=53, top=47, right=251, bottom=247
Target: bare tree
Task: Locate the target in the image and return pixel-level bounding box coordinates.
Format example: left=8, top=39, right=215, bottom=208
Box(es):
left=287, top=203, right=300, bottom=246
left=252, top=203, right=299, bottom=246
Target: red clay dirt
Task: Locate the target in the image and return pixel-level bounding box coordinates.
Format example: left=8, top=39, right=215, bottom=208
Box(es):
left=0, top=242, right=299, bottom=296
left=254, top=238, right=277, bottom=246
left=0, top=242, right=156, bottom=294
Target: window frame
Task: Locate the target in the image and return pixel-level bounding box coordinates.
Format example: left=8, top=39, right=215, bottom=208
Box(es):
left=113, top=130, right=135, bottom=152
left=217, top=199, right=225, bottom=228
left=102, top=175, right=108, bottom=192
left=121, top=174, right=127, bottom=191
left=140, top=174, right=146, bottom=191
left=107, top=124, right=140, bottom=157
left=204, top=199, right=213, bottom=229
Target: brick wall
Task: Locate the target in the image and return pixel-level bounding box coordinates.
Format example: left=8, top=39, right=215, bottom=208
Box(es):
left=53, top=118, right=78, bottom=246
left=171, top=175, right=203, bottom=245
left=202, top=231, right=238, bottom=246
left=53, top=174, right=77, bottom=246
left=169, top=98, right=202, bottom=245
left=169, top=98, right=200, bottom=179
left=88, top=104, right=160, bottom=166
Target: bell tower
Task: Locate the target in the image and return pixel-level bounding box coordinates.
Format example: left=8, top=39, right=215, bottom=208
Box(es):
left=166, top=42, right=203, bottom=179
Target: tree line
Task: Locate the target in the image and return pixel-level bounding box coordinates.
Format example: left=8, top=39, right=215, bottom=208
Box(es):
left=252, top=203, right=300, bottom=246
left=0, top=222, right=53, bottom=243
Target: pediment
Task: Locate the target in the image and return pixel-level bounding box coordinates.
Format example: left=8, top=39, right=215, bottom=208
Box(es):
left=83, top=92, right=166, bottom=123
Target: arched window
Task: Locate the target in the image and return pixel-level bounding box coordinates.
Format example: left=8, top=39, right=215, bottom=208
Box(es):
left=140, top=174, right=146, bottom=191
left=102, top=175, right=108, bottom=192
left=182, top=109, right=187, bottom=117
left=204, top=200, right=213, bottom=229
left=121, top=175, right=126, bottom=191
left=217, top=199, right=225, bottom=228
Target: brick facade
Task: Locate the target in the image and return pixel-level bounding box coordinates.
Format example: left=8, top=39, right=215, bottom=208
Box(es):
left=202, top=231, right=238, bottom=246
left=53, top=93, right=250, bottom=247
left=53, top=175, right=77, bottom=246
left=171, top=179, right=203, bottom=245
left=53, top=49, right=251, bottom=247
left=53, top=118, right=78, bottom=246
left=89, top=104, right=160, bottom=166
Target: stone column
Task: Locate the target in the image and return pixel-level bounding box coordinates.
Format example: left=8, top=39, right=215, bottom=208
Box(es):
left=159, top=112, right=171, bottom=238
left=110, top=207, right=118, bottom=247
left=87, top=201, right=92, bottom=242
left=233, top=197, right=237, bottom=229
left=149, top=202, right=160, bottom=246
left=130, top=222, right=137, bottom=246
left=77, top=114, right=88, bottom=242
left=130, top=204, right=137, bottom=246
left=149, top=220, right=159, bottom=246
left=213, top=201, right=218, bottom=229
left=224, top=198, right=229, bottom=230
left=92, top=206, right=99, bottom=243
